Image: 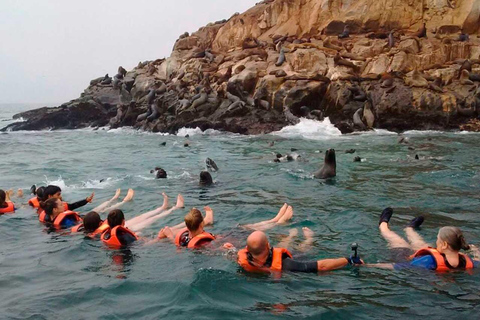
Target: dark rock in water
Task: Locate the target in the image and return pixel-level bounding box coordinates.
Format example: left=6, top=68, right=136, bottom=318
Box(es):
left=345, top=149, right=356, bottom=154
left=353, top=156, right=362, bottom=162
left=199, top=171, right=213, bottom=186
left=206, top=158, right=219, bottom=171
left=160, top=142, right=166, bottom=146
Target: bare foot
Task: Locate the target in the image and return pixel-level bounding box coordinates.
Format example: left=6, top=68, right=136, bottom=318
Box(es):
left=204, top=206, right=214, bottom=225
left=163, top=226, right=174, bottom=240
left=288, top=228, right=298, bottom=237
left=272, top=203, right=288, bottom=222
left=161, top=192, right=168, bottom=210
left=123, top=189, right=135, bottom=202
left=277, top=206, right=293, bottom=224
left=111, top=189, right=121, bottom=201
left=158, top=227, right=167, bottom=239
left=302, top=227, right=314, bottom=239
left=176, top=194, right=184, bottom=208
left=17, top=189, right=24, bottom=198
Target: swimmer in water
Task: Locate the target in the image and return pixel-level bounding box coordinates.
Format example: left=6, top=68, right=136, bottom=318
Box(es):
left=235, top=230, right=363, bottom=274
left=158, top=207, right=216, bottom=248
left=38, top=198, right=83, bottom=229
left=0, top=189, right=15, bottom=214
left=28, top=186, right=45, bottom=208
left=41, top=185, right=94, bottom=213
left=367, top=207, right=479, bottom=271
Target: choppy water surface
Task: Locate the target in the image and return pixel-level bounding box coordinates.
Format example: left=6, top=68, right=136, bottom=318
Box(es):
left=1, top=105, right=480, bottom=319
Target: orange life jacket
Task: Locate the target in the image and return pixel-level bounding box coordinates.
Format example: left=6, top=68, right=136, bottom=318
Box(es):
left=28, top=197, right=40, bottom=208
left=39, top=210, right=82, bottom=229
left=101, top=226, right=139, bottom=248
left=410, top=247, right=474, bottom=272
left=237, top=247, right=293, bottom=273
left=0, top=201, right=15, bottom=214
left=174, top=227, right=216, bottom=248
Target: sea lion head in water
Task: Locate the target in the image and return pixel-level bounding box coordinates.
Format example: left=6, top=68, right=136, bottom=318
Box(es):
left=205, top=158, right=218, bottom=171
left=199, top=171, right=213, bottom=186
left=314, top=149, right=336, bottom=179
left=156, top=168, right=167, bottom=179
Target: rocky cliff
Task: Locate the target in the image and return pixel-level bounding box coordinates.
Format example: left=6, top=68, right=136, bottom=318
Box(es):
left=5, top=0, right=480, bottom=134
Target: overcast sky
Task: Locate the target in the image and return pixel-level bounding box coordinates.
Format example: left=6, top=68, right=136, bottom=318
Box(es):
left=0, top=0, right=258, bottom=104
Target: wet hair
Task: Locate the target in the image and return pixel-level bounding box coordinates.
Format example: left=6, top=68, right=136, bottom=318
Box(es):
left=184, top=208, right=203, bottom=232
left=438, top=226, right=470, bottom=251
left=107, top=209, right=125, bottom=228
left=0, top=189, right=6, bottom=206
left=83, top=211, right=102, bottom=233
left=43, top=185, right=62, bottom=201
left=39, top=198, right=61, bottom=216
left=199, top=171, right=213, bottom=186
left=36, top=186, right=45, bottom=200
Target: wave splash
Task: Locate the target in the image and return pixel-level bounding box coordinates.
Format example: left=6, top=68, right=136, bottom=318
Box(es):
left=272, top=118, right=342, bottom=140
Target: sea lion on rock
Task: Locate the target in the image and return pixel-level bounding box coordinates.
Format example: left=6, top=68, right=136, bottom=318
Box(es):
left=458, top=32, right=469, bottom=42
left=191, top=92, right=208, bottom=110
left=204, top=49, right=215, bottom=63
left=458, top=60, right=472, bottom=78
left=314, top=149, right=336, bottom=179
left=118, top=66, right=127, bottom=78
left=146, top=89, right=156, bottom=105
left=414, top=22, right=427, bottom=38
left=206, top=158, right=218, bottom=171
left=334, top=53, right=358, bottom=71
left=388, top=31, right=395, bottom=48
left=338, top=26, right=350, bottom=39
left=284, top=106, right=300, bottom=125
left=469, top=73, right=480, bottom=82
left=406, top=70, right=428, bottom=87
left=460, top=70, right=474, bottom=85
left=353, top=108, right=366, bottom=129
left=276, top=48, right=286, bottom=67
left=363, top=101, right=375, bottom=128
left=199, top=171, right=213, bottom=186
left=101, top=74, right=112, bottom=85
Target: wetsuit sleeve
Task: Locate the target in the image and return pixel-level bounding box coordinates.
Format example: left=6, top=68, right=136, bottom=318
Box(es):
left=409, top=255, right=436, bottom=270
left=282, top=257, right=318, bottom=273
left=67, top=199, right=89, bottom=211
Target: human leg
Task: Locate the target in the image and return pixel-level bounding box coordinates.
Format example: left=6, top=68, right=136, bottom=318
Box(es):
left=379, top=208, right=410, bottom=249
left=100, top=189, right=135, bottom=212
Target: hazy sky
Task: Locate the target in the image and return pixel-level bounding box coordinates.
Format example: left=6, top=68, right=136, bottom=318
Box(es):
left=0, top=0, right=258, bottom=104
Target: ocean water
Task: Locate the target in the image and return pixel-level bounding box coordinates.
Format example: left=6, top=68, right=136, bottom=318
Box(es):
left=1, top=104, right=479, bottom=319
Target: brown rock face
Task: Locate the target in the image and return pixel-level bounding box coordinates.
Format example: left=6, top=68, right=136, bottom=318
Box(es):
left=5, top=0, right=480, bottom=134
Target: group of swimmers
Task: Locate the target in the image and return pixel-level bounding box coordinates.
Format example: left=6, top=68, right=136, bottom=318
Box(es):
left=1, top=186, right=479, bottom=274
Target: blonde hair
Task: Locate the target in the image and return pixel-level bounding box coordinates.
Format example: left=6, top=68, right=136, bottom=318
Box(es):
left=438, top=226, right=470, bottom=251
left=184, top=208, right=203, bottom=232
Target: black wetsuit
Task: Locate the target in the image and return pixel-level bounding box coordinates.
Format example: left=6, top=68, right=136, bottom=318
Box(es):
left=66, top=199, right=88, bottom=211
left=258, top=248, right=318, bottom=273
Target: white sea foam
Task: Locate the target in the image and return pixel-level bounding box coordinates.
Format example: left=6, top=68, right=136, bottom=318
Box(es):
left=42, top=176, right=123, bottom=191
left=272, top=118, right=342, bottom=140
left=176, top=127, right=223, bottom=137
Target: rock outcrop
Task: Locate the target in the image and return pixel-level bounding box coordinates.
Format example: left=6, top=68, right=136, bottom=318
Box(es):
left=4, top=0, right=480, bottom=134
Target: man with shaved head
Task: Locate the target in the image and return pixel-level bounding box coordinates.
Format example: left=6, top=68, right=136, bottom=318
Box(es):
left=237, top=231, right=362, bottom=273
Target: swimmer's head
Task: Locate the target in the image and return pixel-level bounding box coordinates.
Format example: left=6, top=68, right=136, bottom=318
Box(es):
left=107, top=209, right=125, bottom=228
left=84, top=211, right=102, bottom=233
left=40, top=198, right=63, bottom=217
left=0, top=189, right=5, bottom=205
left=43, top=185, right=62, bottom=201
left=36, top=186, right=45, bottom=200
left=246, top=231, right=270, bottom=263
left=184, top=208, right=204, bottom=232
left=437, top=226, right=470, bottom=253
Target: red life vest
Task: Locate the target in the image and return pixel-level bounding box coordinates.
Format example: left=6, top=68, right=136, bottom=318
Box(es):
left=174, top=227, right=216, bottom=248
left=0, top=201, right=15, bottom=214
left=28, top=197, right=40, bottom=208
left=411, top=247, right=474, bottom=272
left=237, top=247, right=292, bottom=273
left=101, top=226, right=139, bottom=248
left=39, top=210, right=82, bottom=229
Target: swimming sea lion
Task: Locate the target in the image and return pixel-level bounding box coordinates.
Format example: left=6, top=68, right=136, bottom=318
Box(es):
left=353, top=156, right=362, bottom=162
left=160, top=142, right=166, bottom=146
left=206, top=158, right=219, bottom=171
left=155, top=168, right=167, bottom=179
left=345, top=149, right=356, bottom=154
left=314, top=149, right=336, bottom=179
left=199, top=171, right=213, bottom=186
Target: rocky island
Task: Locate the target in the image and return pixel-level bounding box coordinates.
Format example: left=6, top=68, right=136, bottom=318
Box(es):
left=4, top=0, right=480, bottom=134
